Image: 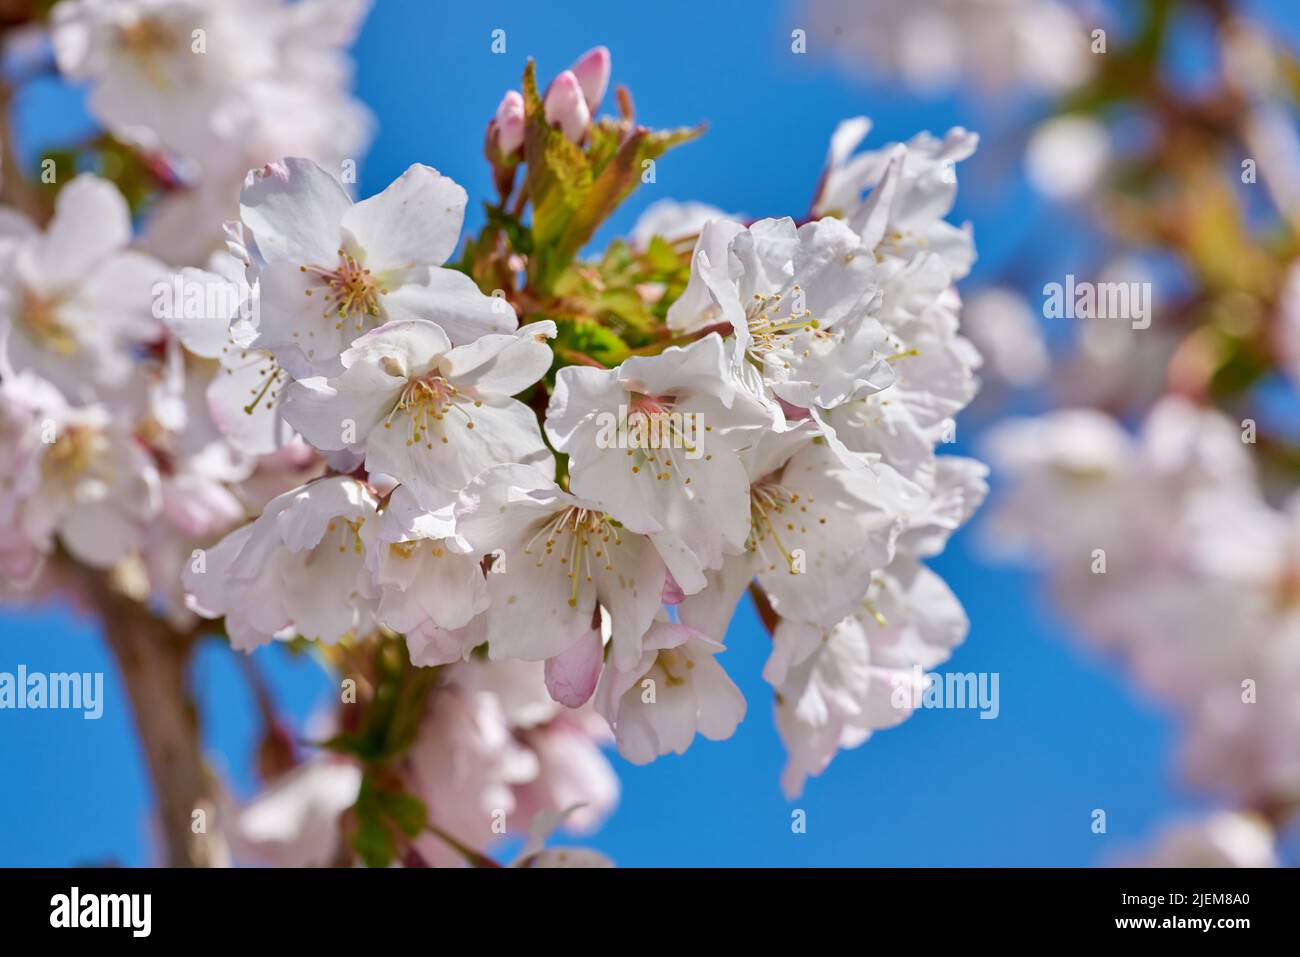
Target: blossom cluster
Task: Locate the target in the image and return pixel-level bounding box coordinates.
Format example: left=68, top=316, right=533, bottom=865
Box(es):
left=793, top=0, right=1300, bottom=867
left=198, top=117, right=984, bottom=800
left=801, top=0, right=1094, bottom=96
left=227, top=658, right=620, bottom=868
left=0, top=1, right=986, bottom=863
left=985, top=398, right=1300, bottom=859
left=51, top=0, right=373, bottom=265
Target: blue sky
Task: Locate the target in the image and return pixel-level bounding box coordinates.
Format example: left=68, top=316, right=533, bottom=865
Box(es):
left=2, top=0, right=1297, bottom=867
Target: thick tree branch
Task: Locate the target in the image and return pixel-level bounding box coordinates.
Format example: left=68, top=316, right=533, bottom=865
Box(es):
left=748, top=582, right=780, bottom=638
left=87, top=575, right=228, bottom=867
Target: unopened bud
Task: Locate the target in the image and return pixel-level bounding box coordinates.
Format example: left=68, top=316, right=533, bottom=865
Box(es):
left=570, top=45, right=611, bottom=112
left=494, top=89, right=525, bottom=156
left=544, top=70, right=590, bottom=143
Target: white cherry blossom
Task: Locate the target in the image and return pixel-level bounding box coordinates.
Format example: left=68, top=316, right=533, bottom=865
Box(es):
left=406, top=685, right=538, bottom=867
left=231, top=757, right=361, bottom=868
left=814, top=119, right=977, bottom=280
left=281, top=319, right=555, bottom=507
left=236, top=159, right=513, bottom=379
left=52, top=0, right=373, bottom=170
left=455, top=464, right=677, bottom=670
left=765, top=454, right=986, bottom=797
left=678, top=423, right=916, bottom=636
left=361, top=484, right=488, bottom=659
left=0, top=175, right=164, bottom=403
left=3, top=375, right=161, bottom=571
left=1127, top=812, right=1279, bottom=868
left=593, top=617, right=745, bottom=765
left=803, top=0, right=1093, bottom=97
left=183, top=475, right=378, bottom=650
left=667, top=216, right=896, bottom=415
left=546, top=333, right=773, bottom=589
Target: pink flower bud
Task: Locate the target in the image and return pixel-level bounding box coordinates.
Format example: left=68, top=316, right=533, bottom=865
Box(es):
left=544, top=70, right=591, bottom=143
left=494, top=89, right=525, bottom=156
left=570, top=45, right=611, bottom=112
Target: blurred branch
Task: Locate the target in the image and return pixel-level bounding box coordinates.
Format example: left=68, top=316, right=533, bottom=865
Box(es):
left=0, top=78, right=49, bottom=223
left=0, top=1, right=40, bottom=38
left=84, top=572, right=228, bottom=867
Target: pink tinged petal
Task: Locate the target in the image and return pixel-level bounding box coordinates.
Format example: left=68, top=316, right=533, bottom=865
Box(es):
left=341, top=164, right=467, bottom=273
left=544, top=71, right=590, bottom=143
left=239, top=158, right=353, bottom=267
left=763, top=619, right=825, bottom=688
left=0, top=208, right=36, bottom=258
left=494, top=90, right=526, bottom=155
left=405, top=617, right=483, bottom=667
left=373, top=484, right=457, bottom=543
left=570, top=46, right=611, bottom=111
left=224, top=496, right=296, bottom=582
left=649, top=531, right=708, bottom=595
left=162, top=473, right=243, bottom=537
left=642, top=619, right=707, bottom=653
left=225, top=617, right=283, bottom=654
left=0, top=526, right=43, bottom=586
left=777, top=396, right=812, bottom=421
left=545, top=628, right=604, bottom=708
left=661, top=571, right=685, bottom=605
left=623, top=677, right=698, bottom=762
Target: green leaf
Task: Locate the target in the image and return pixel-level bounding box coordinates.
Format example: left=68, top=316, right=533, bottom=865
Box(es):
left=555, top=123, right=703, bottom=267
left=553, top=316, right=631, bottom=368
left=353, top=815, right=394, bottom=869
left=519, top=60, right=703, bottom=291
left=643, top=235, right=684, bottom=273
left=377, top=791, right=428, bottom=838
left=522, top=60, right=593, bottom=284
left=484, top=203, right=533, bottom=256
left=350, top=774, right=429, bottom=867
left=352, top=777, right=396, bottom=868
